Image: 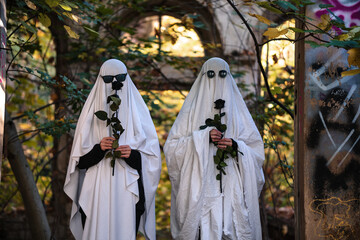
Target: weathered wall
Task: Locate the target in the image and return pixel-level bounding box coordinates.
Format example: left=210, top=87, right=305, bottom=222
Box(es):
left=115, top=0, right=265, bottom=92
left=299, top=1, right=360, bottom=239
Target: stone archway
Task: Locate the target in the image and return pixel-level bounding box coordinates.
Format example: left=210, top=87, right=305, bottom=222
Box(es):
left=116, top=0, right=223, bottom=57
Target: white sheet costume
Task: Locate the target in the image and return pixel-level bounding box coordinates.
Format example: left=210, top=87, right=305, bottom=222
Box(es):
left=164, top=58, right=265, bottom=240
left=64, top=59, right=161, bottom=240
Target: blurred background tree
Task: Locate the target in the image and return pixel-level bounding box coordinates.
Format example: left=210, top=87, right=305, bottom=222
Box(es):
left=5, top=0, right=347, bottom=239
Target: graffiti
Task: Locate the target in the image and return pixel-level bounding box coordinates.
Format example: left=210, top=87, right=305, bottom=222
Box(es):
left=307, top=86, right=360, bottom=170
left=306, top=48, right=360, bottom=196
left=315, top=0, right=360, bottom=28
left=310, top=197, right=360, bottom=240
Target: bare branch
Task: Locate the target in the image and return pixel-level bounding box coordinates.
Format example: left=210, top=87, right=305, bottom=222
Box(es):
left=226, top=0, right=294, bottom=119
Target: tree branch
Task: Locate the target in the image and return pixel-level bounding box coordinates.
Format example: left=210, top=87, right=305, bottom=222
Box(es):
left=227, top=0, right=294, bottom=119
left=12, top=101, right=57, bottom=120
left=7, top=15, right=36, bottom=40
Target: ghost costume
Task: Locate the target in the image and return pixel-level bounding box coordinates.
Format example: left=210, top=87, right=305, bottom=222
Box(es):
left=64, top=59, right=161, bottom=240
left=164, top=58, right=264, bottom=240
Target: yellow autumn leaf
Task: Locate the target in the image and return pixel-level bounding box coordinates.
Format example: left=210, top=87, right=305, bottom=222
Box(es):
left=63, top=12, right=79, bottom=23
left=263, top=28, right=288, bottom=39
left=38, top=13, right=51, bottom=27
left=45, top=0, right=60, bottom=8
left=347, top=48, right=360, bottom=68
left=318, top=14, right=331, bottom=31
left=95, top=48, right=106, bottom=55
left=25, top=0, right=37, bottom=10
left=248, top=13, right=272, bottom=25
left=337, top=33, right=349, bottom=41
left=71, top=14, right=80, bottom=23
left=59, top=4, right=72, bottom=11
left=64, top=25, right=79, bottom=39
left=341, top=69, right=360, bottom=77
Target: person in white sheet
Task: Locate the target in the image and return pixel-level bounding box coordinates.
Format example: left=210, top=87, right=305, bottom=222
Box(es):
left=64, top=59, right=161, bottom=240
left=164, top=57, right=265, bottom=240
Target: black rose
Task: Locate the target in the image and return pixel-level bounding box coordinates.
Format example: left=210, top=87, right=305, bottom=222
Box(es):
left=112, top=80, right=123, bottom=90
left=214, top=99, right=225, bottom=109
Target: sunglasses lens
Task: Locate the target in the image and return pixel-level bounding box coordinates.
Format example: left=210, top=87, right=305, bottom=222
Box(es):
left=219, top=70, right=227, bottom=78
left=115, top=73, right=127, bottom=82
left=102, top=76, right=113, bottom=83
left=207, top=70, right=215, bottom=78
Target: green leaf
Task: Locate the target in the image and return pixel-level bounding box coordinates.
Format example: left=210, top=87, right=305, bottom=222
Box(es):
left=216, top=174, right=221, bottom=180
left=45, top=0, right=60, bottom=8
left=326, top=9, right=344, bottom=24
left=110, top=102, right=118, bottom=111
left=272, top=86, right=282, bottom=94
left=193, top=21, right=206, bottom=29
left=83, top=26, right=99, bottom=37
left=319, top=4, right=334, bottom=8
left=110, top=96, right=121, bottom=106
left=200, top=125, right=208, bottom=130
left=111, top=117, right=120, bottom=124
left=20, top=21, right=37, bottom=34
left=305, top=40, right=323, bottom=48
left=110, top=159, right=115, bottom=168
left=94, top=111, right=108, bottom=121
left=113, top=150, right=121, bottom=158
left=216, top=149, right=223, bottom=158
left=214, top=114, right=220, bottom=122
left=220, top=112, right=225, bottom=117
left=106, top=119, right=111, bottom=126
left=220, top=161, right=228, bottom=167
left=214, top=156, right=221, bottom=164
left=326, top=40, right=360, bottom=49
left=218, top=124, right=227, bottom=132
left=112, top=139, right=119, bottom=149
left=256, top=2, right=283, bottom=14
left=274, top=0, right=298, bottom=11
left=25, top=67, right=33, bottom=73
left=105, top=151, right=113, bottom=159
left=96, top=5, right=114, bottom=16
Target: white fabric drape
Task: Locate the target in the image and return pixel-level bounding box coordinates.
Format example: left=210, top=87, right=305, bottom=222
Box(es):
left=164, top=57, right=264, bottom=240
left=64, top=59, right=161, bottom=240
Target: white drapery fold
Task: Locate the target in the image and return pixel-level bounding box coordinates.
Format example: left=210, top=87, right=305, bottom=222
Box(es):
left=164, top=57, right=264, bottom=240
left=64, top=59, right=161, bottom=240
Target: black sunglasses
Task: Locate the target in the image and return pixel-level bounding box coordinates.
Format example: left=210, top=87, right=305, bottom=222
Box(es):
left=101, top=73, right=127, bottom=83
left=206, top=70, right=227, bottom=78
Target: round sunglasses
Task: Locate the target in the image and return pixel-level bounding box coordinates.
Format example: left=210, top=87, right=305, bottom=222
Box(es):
left=205, top=70, right=227, bottom=78
left=101, top=73, right=127, bottom=83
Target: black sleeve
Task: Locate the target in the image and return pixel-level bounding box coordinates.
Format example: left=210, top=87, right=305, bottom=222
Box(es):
left=124, top=150, right=141, bottom=171
left=77, top=144, right=106, bottom=169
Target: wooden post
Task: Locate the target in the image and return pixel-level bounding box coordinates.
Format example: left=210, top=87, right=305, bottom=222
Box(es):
left=296, top=2, right=360, bottom=239
left=0, top=0, right=6, bottom=181
left=294, top=6, right=305, bottom=240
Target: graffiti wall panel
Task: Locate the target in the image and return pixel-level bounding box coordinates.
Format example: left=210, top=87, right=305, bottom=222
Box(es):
left=303, top=1, right=360, bottom=238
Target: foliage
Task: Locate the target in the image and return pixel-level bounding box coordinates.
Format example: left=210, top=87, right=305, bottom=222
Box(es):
left=5, top=0, right=357, bottom=237
left=246, top=0, right=360, bottom=76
